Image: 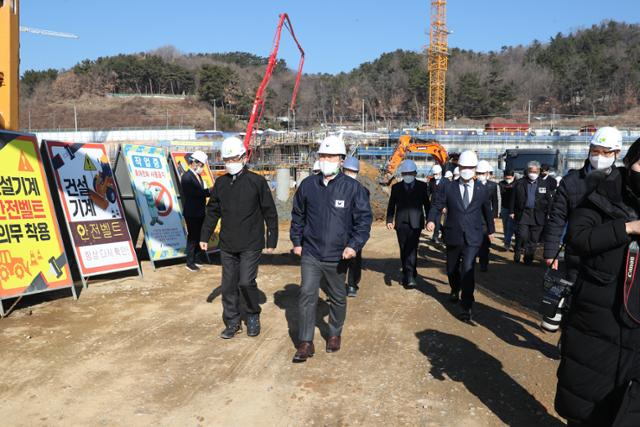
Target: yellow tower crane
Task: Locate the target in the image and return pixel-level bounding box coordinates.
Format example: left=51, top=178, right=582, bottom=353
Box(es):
left=0, top=0, right=20, bottom=131
left=427, top=0, right=448, bottom=129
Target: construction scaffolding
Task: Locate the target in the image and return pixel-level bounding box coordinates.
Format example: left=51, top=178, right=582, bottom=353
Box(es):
left=427, top=0, right=449, bottom=129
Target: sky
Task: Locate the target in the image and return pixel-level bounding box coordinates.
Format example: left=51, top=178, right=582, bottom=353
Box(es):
left=19, top=0, right=640, bottom=75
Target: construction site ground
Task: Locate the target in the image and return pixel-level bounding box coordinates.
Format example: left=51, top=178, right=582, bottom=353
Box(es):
left=1, top=222, right=564, bottom=426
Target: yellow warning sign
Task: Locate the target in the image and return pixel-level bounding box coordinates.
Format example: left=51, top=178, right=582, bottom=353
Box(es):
left=83, top=155, right=97, bottom=171
left=0, top=132, right=72, bottom=299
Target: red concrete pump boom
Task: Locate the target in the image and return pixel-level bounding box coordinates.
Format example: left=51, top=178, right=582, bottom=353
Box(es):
left=244, top=13, right=305, bottom=160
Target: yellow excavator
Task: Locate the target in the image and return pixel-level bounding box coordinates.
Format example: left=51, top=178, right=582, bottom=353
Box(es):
left=378, top=134, right=448, bottom=185
left=0, top=0, right=20, bottom=131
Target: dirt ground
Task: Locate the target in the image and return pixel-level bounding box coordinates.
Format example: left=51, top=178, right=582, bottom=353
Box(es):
left=0, top=223, right=565, bottom=426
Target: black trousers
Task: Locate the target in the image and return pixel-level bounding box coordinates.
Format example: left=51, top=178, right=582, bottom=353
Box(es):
left=515, top=222, right=543, bottom=260
left=185, top=216, right=204, bottom=265
left=220, top=249, right=262, bottom=326
left=347, top=250, right=363, bottom=289
left=478, top=234, right=491, bottom=268
left=396, top=225, right=422, bottom=283
left=446, top=244, right=480, bottom=310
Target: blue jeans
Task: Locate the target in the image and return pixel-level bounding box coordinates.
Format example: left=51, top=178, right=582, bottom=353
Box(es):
left=501, top=208, right=515, bottom=246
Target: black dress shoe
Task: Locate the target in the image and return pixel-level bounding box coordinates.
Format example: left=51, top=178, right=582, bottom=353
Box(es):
left=246, top=314, right=260, bottom=337
left=458, top=309, right=472, bottom=322
left=220, top=323, right=242, bottom=339
left=514, top=252, right=521, bottom=263
left=406, top=280, right=417, bottom=288
left=293, top=342, right=315, bottom=363
left=449, top=291, right=460, bottom=302
left=326, top=336, right=341, bottom=353
left=347, top=286, right=358, bottom=297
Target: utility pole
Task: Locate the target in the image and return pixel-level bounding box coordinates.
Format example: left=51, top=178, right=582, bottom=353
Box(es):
left=362, top=99, right=365, bottom=132
left=527, top=99, right=531, bottom=125
left=213, top=98, right=217, bottom=131
left=28, top=110, right=31, bottom=132
left=73, top=104, right=78, bottom=131
left=166, top=109, right=169, bottom=129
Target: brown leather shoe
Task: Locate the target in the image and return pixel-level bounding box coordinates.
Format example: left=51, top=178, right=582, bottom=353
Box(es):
left=326, top=336, right=341, bottom=353
left=292, top=341, right=315, bottom=363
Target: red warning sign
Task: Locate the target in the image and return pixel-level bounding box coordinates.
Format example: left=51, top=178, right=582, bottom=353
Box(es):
left=18, top=150, right=34, bottom=172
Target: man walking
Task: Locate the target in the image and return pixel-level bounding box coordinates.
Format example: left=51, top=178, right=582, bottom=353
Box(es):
left=428, top=164, right=444, bottom=243
left=386, top=160, right=431, bottom=288
left=342, top=156, right=368, bottom=298
left=181, top=151, right=213, bottom=271
left=427, top=151, right=494, bottom=321
left=509, top=161, right=553, bottom=265
left=475, top=160, right=498, bottom=272
left=200, top=137, right=278, bottom=339
left=290, top=136, right=372, bottom=363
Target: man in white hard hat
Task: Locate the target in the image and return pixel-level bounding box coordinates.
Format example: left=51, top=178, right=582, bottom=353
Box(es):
left=428, top=164, right=445, bottom=243
left=509, top=160, right=554, bottom=265
left=475, top=160, right=499, bottom=272
left=386, top=159, right=431, bottom=288
left=290, top=135, right=372, bottom=362
left=427, top=150, right=495, bottom=322
left=543, top=126, right=622, bottom=284
left=181, top=151, right=214, bottom=271
left=444, top=170, right=453, bottom=181
left=200, top=136, right=278, bottom=339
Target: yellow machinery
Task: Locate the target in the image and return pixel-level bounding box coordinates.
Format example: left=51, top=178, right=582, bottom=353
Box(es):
left=0, top=0, right=20, bottom=131
left=427, top=0, right=448, bottom=129
left=378, top=134, right=448, bottom=185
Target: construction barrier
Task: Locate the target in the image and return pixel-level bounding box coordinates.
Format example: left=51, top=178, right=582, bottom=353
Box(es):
left=44, top=141, right=140, bottom=284
left=0, top=131, right=73, bottom=316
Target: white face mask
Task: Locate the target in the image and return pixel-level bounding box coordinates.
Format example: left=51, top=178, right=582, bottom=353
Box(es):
left=225, top=162, right=244, bottom=175
left=403, top=175, right=416, bottom=184
left=459, top=169, right=475, bottom=181
left=528, top=173, right=539, bottom=181
left=589, top=155, right=615, bottom=170
left=505, top=178, right=514, bottom=184
left=345, top=171, right=358, bottom=179
left=477, top=175, right=488, bottom=184
left=194, top=165, right=204, bottom=175
left=434, top=174, right=442, bottom=180
left=319, top=160, right=340, bottom=177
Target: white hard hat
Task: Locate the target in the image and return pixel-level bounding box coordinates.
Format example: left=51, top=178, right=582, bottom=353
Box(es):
left=190, top=150, right=208, bottom=164
left=312, top=160, right=321, bottom=171
left=399, top=159, right=417, bottom=173
left=432, top=164, right=443, bottom=174
left=476, top=160, right=492, bottom=173
left=221, top=136, right=246, bottom=159
left=318, top=135, right=346, bottom=156
left=444, top=171, right=453, bottom=178
left=453, top=167, right=460, bottom=176
left=591, top=127, right=622, bottom=151
left=458, top=150, right=479, bottom=167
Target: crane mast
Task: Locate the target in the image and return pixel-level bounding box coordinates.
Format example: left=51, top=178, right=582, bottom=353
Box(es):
left=0, top=0, right=20, bottom=131
left=427, top=0, right=448, bottom=129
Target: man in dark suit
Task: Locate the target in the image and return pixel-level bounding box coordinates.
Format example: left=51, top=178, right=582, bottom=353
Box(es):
left=475, top=160, right=499, bottom=272
left=181, top=151, right=213, bottom=271
left=386, top=159, right=430, bottom=288
left=509, top=160, right=554, bottom=265
left=428, top=164, right=445, bottom=243
left=427, top=151, right=495, bottom=321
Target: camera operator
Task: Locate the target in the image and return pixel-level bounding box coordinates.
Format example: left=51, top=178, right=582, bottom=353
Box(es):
left=555, top=137, right=640, bottom=426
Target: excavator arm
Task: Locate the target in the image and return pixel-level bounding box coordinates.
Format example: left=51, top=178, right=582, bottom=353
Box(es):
left=378, top=135, right=448, bottom=185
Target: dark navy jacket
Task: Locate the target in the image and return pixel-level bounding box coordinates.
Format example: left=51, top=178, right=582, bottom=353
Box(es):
left=427, top=178, right=495, bottom=247
left=290, top=173, right=372, bottom=262
left=181, top=169, right=211, bottom=218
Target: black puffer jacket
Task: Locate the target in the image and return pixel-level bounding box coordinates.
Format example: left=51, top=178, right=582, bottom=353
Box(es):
left=555, top=167, right=640, bottom=425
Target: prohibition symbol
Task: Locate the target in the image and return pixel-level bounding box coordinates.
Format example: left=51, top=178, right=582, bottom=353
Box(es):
left=148, top=181, right=173, bottom=217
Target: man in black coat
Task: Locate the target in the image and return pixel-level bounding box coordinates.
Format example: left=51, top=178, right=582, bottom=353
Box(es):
left=540, top=163, right=558, bottom=192
left=428, top=164, right=445, bottom=243
left=475, top=160, right=498, bottom=272
left=386, top=159, right=430, bottom=288
left=498, top=170, right=517, bottom=250
left=181, top=151, right=213, bottom=271
left=543, top=127, right=623, bottom=282
left=509, top=161, right=554, bottom=265
left=427, top=151, right=495, bottom=321
left=200, top=137, right=278, bottom=340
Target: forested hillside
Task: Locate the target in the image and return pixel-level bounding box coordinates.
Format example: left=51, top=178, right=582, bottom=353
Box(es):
left=20, top=21, right=640, bottom=129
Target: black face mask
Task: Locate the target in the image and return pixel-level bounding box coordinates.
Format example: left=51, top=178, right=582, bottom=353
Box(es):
left=629, top=169, right=640, bottom=196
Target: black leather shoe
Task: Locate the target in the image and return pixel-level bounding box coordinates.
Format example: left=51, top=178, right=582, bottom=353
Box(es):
left=524, top=254, right=534, bottom=265
left=220, top=323, right=242, bottom=339
left=326, top=336, right=341, bottom=353
left=514, top=251, right=521, bottom=263
left=449, top=291, right=460, bottom=302
left=406, top=280, right=417, bottom=288
left=458, top=309, right=473, bottom=322
left=293, top=342, right=315, bottom=363
left=246, top=314, right=260, bottom=337
left=347, top=286, right=358, bottom=297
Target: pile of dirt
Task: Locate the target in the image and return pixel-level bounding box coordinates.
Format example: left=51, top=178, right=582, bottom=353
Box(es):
left=358, top=160, right=391, bottom=220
